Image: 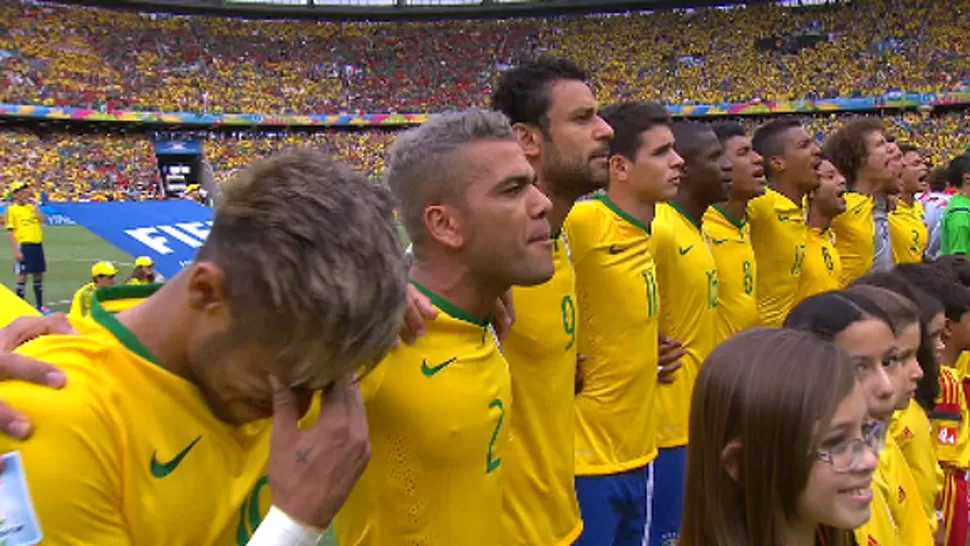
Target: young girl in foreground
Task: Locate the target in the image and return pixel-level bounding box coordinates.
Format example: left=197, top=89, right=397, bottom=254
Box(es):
left=680, top=327, right=878, bottom=546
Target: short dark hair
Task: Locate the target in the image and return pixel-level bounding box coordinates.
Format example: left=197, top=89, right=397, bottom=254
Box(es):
left=947, top=154, right=970, bottom=188
left=932, top=255, right=970, bottom=287
left=490, top=56, right=588, bottom=132
left=928, top=166, right=949, bottom=192
left=599, top=101, right=670, bottom=160
left=671, top=121, right=716, bottom=161
left=711, top=122, right=747, bottom=144
left=898, top=143, right=920, bottom=155
left=752, top=118, right=802, bottom=179
left=822, top=117, right=884, bottom=187
left=895, top=263, right=970, bottom=321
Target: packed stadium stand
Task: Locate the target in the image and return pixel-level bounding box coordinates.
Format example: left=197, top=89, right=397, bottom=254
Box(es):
left=2, top=0, right=968, bottom=113
left=0, top=0, right=968, bottom=200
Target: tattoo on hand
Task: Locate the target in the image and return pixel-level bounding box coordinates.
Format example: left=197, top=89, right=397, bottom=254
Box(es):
left=297, top=448, right=312, bottom=464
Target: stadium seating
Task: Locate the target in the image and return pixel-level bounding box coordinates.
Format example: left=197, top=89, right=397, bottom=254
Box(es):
left=1, top=111, right=966, bottom=201
left=0, top=127, right=160, bottom=202
left=0, top=0, right=968, bottom=201
left=1, top=0, right=967, bottom=114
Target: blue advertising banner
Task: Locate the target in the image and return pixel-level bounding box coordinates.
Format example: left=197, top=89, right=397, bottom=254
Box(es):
left=52, top=201, right=212, bottom=278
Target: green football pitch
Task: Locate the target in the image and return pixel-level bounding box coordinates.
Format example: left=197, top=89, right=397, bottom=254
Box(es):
left=0, top=225, right=135, bottom=312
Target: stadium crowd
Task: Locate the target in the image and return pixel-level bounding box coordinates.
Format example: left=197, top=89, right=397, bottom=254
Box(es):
left=0, top=126, right=159, bottom=201
left=0, top=0, right=967, bottom=115
left=3, top=50, right=970, bottom=546
left=1, top=111, right=967, bottom=201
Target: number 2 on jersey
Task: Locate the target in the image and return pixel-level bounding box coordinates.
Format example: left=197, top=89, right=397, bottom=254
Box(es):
left=486, top=398, right=505, bottom=473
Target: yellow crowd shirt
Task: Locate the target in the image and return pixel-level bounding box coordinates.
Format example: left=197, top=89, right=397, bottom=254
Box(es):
left=703, top=204, right=758, bottom=341
left=4, top=202, right=43, bottom=244
left=889, top=198, right=928, bottom=264
left=500, top=230, right=582, bottom=546
left=0, top=284, right=275, bottom=545
left=565, top=195, right=661, bottom=475
left=649, top=203, right=718, bottom=448
left=335, top=282, right=512, bottom=546
left=831, top=192, right=875, bottom=285
left=890, top=399, right=942, bottom=534
left=795, top=226, right=843, bottom=302
left=747, top=188, right=807, bottom=326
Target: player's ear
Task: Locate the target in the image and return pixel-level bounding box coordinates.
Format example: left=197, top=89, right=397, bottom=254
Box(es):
left=186, top=262, right=229, bottom=315
left=720, top=440, right=742, bottom=482
left=512, top=123, right=541, bottom=162
left=423, top=204, right=464, bottom=251
left=608, top=154, right=627, bottom=183
left=769, top=155, right=785, bottom=176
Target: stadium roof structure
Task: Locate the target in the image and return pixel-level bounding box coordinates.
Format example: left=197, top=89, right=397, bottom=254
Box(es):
left=57, top=0, right=772, bottom=20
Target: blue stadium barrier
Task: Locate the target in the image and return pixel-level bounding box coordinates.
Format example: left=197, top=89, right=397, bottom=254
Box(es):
left=52, top=201, right=212, bottom=278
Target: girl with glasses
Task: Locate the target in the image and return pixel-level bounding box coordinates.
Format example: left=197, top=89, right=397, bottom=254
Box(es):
left=680, top=328, right=877, bottom=546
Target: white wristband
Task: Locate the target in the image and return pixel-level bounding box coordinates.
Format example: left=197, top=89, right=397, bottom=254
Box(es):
left=247, top=505, right=326, bottom=546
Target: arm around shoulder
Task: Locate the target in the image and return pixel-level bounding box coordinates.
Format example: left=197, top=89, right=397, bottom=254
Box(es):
left=0, top=343, right=130, bottom=545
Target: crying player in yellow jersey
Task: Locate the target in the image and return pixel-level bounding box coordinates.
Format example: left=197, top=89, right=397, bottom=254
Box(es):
left=0, top=149, right=408, bottom=545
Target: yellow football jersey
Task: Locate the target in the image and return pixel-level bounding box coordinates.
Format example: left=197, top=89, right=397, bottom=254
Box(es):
left=0, top=284, right=273, bottom=545
left=650, top=203, right=717, bottom=448
left=565, top=195, right=660, bottom=476
left=879, top=434, right=935, bottom=545
left=0, top=283, right=39, bottom=327
left=500, top=230, right=582, bottom=546
left=831, top=192, right=875, bottom=286
left=4, top=202, right=43, bottom=243
left=703, top=204, right=758, bottom=341
left=889, top=199, right=927, bottom=264
left=747, top=188, right=807, bottom=327
left=854, top=465, right=904, bottom=546
left=794, top=226, right=843, bottom=302
left=891, top=399, right=942, bottom=534
left=335, top=282, right=512, bottom=546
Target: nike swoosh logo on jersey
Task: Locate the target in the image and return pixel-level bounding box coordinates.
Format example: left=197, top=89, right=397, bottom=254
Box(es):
left=608, top=245, right=626, bottom=254
left=710, top=238, right=728, bottom=245
left=421, top=357, right=458, bottom=377
left=150, top=435, right=202, bottom=478
left=679, top=245, right=694, bottom=255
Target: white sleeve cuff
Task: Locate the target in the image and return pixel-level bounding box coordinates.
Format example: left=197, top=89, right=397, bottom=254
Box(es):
left=247, top=505, right=326, bottom=546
